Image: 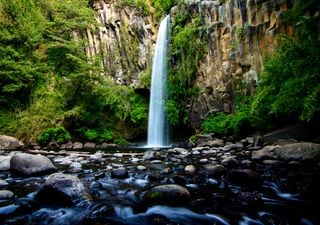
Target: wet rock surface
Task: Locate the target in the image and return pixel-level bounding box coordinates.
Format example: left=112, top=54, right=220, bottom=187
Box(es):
left=0, top=138, right=319, bottom=225
left=10, top=153, right=57, bottom=176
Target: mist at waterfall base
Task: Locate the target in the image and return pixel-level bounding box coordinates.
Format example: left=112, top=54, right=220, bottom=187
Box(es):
left=146, top=15, right=170, bottom=148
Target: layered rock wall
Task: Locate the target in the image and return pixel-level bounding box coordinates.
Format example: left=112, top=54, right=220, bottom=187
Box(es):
left=177, top=0, right=293, bottom=127
left=88, top=0, right=155, bottom=85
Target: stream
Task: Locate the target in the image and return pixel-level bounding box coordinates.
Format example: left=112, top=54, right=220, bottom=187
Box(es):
left=0, top=146, right=319, bottom=225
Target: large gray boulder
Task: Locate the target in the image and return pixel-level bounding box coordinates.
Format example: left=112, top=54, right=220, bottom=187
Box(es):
left=0, top=135, right=24, bottom=150
left=273, top=142, right=320, bottom=162
left=10, top=153, right=57, bottom=176
left=0, top=156, right=11, bottom=171
left=36, top=173, right=91, bottom=207
left=147, top=184, right=190, bottom=205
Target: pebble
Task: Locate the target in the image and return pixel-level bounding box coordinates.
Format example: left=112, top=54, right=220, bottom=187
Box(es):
left=137, top=165, right=147, bottom=171
left=184, top=165, right=196, bottom=173
left=200, top=158, right=209, bottom=164
left=151, top=160, right=162, bottom=164
left=0, top=190, right=14, bottom=199
left=0, top=179, right=8, bottom=187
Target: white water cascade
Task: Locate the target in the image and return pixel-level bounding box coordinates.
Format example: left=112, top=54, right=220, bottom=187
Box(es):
left=147, top=15, right=170, bottom=147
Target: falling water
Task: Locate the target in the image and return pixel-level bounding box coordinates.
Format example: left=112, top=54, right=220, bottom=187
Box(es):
left=147, top=15, right=170, bottom=147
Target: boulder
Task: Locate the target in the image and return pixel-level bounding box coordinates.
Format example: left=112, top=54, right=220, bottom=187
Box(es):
left=143, top=150, right=162, bottom=160
left=0, top=156, right=11, bottom=171
left=221, top=156, right=239, bottom=168
left=227, top=169, right=260, bottom=186
left=251, top=145, right=278, bottom=161
left=84, top=142, right=96, bottom=149
left=10, top=153, right=57, bottom=176
left=36, top=173, right=91, bottom=207
left=111, top=167, right=128, bottom=179
left=184, top=165, right=196, bottom=173
left=0, top=135, right=24, bottom=150
left=148, top=184, right=190, bottom=205
left=0, top=190, right=14, bottom=199
left=203, top=164, right=226, bottom=178
left=273, top=142, right=320, bottom=162
left=73, top=142, right=83, bottom=149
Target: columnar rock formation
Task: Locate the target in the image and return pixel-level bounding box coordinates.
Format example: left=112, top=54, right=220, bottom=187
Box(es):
left=181, top=0, right=293, bottom=127
left=88, top=0, right=293, bottom=128
left=88, top=0, right=155, bottom=85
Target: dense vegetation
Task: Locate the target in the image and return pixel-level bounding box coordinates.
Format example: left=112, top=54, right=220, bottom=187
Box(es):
left=0, top=0, right=318, bottom=144
left=0, top=0, right=149, bottom=144
left=202, top=0, right=320, bottom=138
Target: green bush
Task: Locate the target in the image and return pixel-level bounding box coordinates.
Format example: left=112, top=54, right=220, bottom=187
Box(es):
left=202, top=112, right=252, bottom=138
left=37, top=126, right=71, bottom=146
left=251, top=1, right=320, bottom=127
left=84, top=129, right=98, bottom=141
left=118, top=0, right=149, bottom=16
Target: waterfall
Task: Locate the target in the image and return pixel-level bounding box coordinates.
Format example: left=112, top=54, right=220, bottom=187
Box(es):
left=147, top=15, right=170, bottom=147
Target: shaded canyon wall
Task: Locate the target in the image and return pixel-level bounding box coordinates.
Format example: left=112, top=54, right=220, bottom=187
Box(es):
left=180, top=0, right=293, bottom=128
left=88, top=0, right=293, bottom=129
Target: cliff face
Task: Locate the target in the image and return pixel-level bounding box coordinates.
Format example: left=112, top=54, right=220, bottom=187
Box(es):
left=89, top=0, right=293, bottom=128
left=88, top=0, right=155, bottom=86
left=180, top=0, right=293, bottom=127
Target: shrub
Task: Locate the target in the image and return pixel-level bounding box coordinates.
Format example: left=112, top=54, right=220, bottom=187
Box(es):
left=37, top=126, right=71, bottom=146
left=84, top=129, right=98, bottom=141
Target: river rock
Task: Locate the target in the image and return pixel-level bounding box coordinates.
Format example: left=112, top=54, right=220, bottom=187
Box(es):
left=251, top=145, right=278, bottom=161
left=84, top=142, right=96, bottom=149
left=143, top=150, right=162, bottom=160
left=0, top=190, right=14, bottom=199
left=184, top=165, right=196, bottom=173
left=0, top=135, right=24, bottom=150
left=111, top=167, right=128, bottom=178
left=36, top=173, right=91, bottom=207
left=227, top=169, right=260, bottom=186
left=73, top=142, right=83, bottom=149
left=203, top=164, right=226, bottom=178
left=221, top=156, right=239, bottom=168
left=148, top=184, right=190, bottom=205
left=0, top=179, right=8, bottom=187
left=206, top=139, right=225, bottom=147
left=10, top=153, right=57, bottom=176
left=0, top=156, right=11, bottom=171
left=272, top=142, right=320, bottom=162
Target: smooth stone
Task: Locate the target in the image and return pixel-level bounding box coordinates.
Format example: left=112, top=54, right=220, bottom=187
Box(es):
left=0, top=190, right=14, bottom=199
left=137, top=165, right=147, bottom=171
left=200, top=158, right=209, bottom=163
left=174, top=148, right=189, bottom=155
left=111, top=167, right=128, bottom=179
left=36, top=173, right=91, bottom=207
left=227, top=169, right=260, bottom=186
left=0, top=135, right=24, bottom=150
left=0, top=179, right=8, bottom=187
left=273, top=142, right=320, bottom=162
left=70, top=162, right=82, bottom=168
left=0, top=156, right=11, bottom=171
left=143, top=151, right=162, bottom=160
left=90, top=152, right=103, bottom=162
left=83, top=142, right=96, bottom=149
left=148, top=184, right=191, bottom=205
left=73, top=142, right=83, bottom=149
left=203, top=164, right=226, bottom=177
left=10, top=153, right=57, bottom=176
left=221, top=156, right=239, bottom=168
left=251, top=146, right=278, bottom=161
left=184, top=165, right=196, bottom=173
left=151, top=160, right=162, bottom=164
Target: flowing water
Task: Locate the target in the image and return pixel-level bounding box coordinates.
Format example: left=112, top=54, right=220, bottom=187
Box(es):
left=147, top=15, right=170, bottom=148
left=1, top=147, right=320, bottom=225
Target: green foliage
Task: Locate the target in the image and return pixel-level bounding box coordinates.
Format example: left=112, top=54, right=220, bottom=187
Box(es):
left=0, top=0, right=148, bottom=142
left=37, top=126, right=71, bottom=145
left=117, top=0, right=149, bottom=16
left=167, top=12, right=207, bottom=127
left=202, top=111, right=252, bottom=138
left=83, top=129, right=113, bottom=142
left=251, top=1, right=320, bottom=127
left=114, top=137, right=129, bottom=145
left=152, top=0, right=182, bottom=19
